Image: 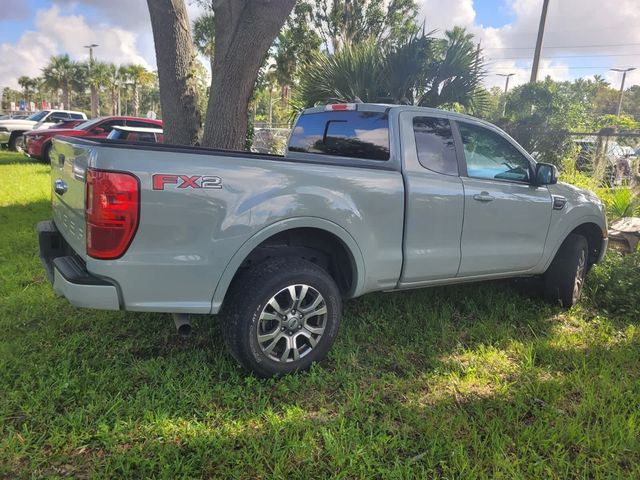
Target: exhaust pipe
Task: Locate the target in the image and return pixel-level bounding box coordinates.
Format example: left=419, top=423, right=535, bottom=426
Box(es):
left=173, top=313, right=192, bottom=337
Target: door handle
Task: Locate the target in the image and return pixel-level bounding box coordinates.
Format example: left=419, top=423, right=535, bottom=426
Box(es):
left=473, top=192, right=494, bottom=202
left=54, top=179, right=68, bottom=195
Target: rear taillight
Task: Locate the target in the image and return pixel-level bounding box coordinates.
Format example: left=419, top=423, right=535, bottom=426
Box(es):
left=85, top=168, right=140, bottom=259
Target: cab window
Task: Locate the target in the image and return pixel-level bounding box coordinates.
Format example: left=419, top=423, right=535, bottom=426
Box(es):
left=458, top=122, right=531, bottom=183
left=458, top=122, right=532, bottom=183
left=289, top=111, right=390, bottom=161
left=413, top=117, right=458, bottom=175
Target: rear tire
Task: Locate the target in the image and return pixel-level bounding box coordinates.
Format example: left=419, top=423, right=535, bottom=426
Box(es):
left=543, top=233, right=589, bottom=308
left=223, top=257, right=342, bottom=377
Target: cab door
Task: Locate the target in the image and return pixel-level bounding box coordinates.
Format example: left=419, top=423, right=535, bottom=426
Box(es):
left=398, top=111, right=465, bottom=285
left=454, top=121, right=553, bottom=276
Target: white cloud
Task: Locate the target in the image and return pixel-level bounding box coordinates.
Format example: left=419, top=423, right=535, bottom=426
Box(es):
left=0, top=5, right=152, bottom=89
left=418, top=0, right=640, bottom=89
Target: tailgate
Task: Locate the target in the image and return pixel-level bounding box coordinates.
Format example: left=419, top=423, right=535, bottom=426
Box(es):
left=50, top=137, right=93, bottom=259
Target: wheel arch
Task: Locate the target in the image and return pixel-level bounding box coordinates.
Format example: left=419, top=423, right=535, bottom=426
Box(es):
left=544, top=219, right=606, bottom=272
left=210, top=217, right=366, bottom=314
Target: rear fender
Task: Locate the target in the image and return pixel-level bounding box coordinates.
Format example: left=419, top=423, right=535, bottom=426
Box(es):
left=210, top=217, right=366, bottom=314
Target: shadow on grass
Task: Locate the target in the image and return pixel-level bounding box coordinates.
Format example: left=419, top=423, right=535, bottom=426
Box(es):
left=1, top=199, right=639, bottom=477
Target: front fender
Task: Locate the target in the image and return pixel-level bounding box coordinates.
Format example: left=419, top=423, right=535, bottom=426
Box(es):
left=210, top=217, right=366, bottom=314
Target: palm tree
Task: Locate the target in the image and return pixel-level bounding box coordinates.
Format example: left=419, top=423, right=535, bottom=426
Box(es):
left=122, top=64, right=153, bottom=117
left=42, top=54, right=80, bottom=109
left=84, top=61, right=110, bottom=117
left=17, top=76, right=38, bottom=107
left=298, top=27, right=485, bottom=113
left=106, top=64, right=122, bottom=115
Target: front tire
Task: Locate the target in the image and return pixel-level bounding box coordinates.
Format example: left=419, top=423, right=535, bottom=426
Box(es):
left=543, top=234, right=589, bottom=308
left=8, top=132, right=22, bottom=151
left=42, top=142, right=52, bottom=164
left=223, top=257, right=342, bottom=377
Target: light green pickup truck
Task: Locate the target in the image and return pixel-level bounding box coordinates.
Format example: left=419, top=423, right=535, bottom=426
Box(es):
left=38, top=103, right=608, bottom=377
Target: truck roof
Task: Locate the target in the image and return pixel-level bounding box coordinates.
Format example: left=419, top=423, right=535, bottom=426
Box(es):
left=301, top=103, right=494, bottom=128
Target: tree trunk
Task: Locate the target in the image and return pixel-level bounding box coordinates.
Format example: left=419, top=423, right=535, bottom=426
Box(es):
left=90, top=85, right=99, bottom=117
left=111, top=87, right=117, bottom=115
left=201, top=0, right=296, bottom=150
left=62, top=85, right=70, bottom=110
left=133, top=85, right=140, bottom=117
left=147, top=0, right=202, bottom=145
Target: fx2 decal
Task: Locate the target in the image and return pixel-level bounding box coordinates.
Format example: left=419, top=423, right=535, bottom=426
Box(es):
left=152, top=174, right=223, bottom=190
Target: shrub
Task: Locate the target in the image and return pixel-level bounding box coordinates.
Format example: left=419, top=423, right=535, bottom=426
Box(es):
left=586, top=252, right=640, bottom=316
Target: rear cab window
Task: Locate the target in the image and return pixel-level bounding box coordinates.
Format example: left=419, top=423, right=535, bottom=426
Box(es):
left=413, top=117, right=458, bottom=176
left=289, top=109, right=390, bottom=161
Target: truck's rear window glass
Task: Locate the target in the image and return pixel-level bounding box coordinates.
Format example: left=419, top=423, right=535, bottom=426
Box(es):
left=413, top=117, right=458, bottom=175
left=289, top=111, right=390, bottom=161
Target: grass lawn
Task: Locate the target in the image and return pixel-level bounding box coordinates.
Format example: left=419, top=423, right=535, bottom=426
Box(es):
left=1, top=150, right=639, bottom=478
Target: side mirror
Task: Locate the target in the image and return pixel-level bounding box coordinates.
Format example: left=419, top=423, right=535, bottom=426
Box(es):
left=536, top=163, right=558, bottom=185
left=92, top=127, right=106, bottom=135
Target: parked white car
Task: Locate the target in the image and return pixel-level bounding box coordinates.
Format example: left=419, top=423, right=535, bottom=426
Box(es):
left=0, top=110, right=87, bottom=150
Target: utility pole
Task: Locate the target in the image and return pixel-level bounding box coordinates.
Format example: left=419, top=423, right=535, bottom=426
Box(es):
left=497, top=73, right=515, bottom=116
left=610, top=67, right=636, bottom=116
left=530, top=0, right=550, bottom=83
left=475, top=42, right=481, bottom=74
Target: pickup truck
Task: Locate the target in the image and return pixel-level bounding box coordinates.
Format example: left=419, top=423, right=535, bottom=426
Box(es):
left=38, top=103, right=608, bottom=377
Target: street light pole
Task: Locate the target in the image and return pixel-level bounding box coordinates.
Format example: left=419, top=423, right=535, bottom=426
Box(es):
left=84, top=44, right=99, bottom=64
left=497, top=73, right=515, bottom=116
left=610, top=67, right=636, bottom=116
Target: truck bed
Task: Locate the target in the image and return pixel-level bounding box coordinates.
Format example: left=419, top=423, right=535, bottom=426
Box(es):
left=48, top=136, right=405, bottom=314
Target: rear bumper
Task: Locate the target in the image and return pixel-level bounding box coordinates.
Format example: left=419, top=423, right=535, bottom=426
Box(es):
left=38, top=220, right=120, bottom=310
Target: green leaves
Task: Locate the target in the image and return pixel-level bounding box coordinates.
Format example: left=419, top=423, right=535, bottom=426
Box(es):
left=298, top=28, right=485, bottom=111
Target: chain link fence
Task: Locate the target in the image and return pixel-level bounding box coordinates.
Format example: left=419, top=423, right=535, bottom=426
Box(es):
left=569, top=129, right=640, bottom=187
left=251, top=125, right=291, bottom=155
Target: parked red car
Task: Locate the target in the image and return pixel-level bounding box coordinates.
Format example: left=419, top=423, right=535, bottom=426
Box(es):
left=24, top=116, right=163, bottom=162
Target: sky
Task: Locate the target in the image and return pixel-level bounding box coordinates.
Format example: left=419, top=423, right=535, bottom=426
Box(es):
left=1, top=0, right=639, bottom=92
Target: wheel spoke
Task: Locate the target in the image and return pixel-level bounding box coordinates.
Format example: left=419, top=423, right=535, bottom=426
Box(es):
left=301, top=294, right=322, bottom=314
left=287, top=286, right=298, bottom=309
left=280, top=337, right=292, bottom=362
left=259, top=312, right=280, bottom=322
left=304, top=323, right=325, bottom=335
left=303, top=305, right=327, bottom=322
left=257, top=329, right=280, bottom=343
left=305, top=331, right=319, bottom=347
left=296, top=285, right=309, bottom=310
left=263, top=334, right=283, bottom=354
left=256, top=284, right=328, bottom=363
left=268, top=297, right=285, bottom=315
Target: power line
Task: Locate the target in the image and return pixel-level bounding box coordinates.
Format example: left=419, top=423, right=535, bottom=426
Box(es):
left=485, top=42, right=640, bottom=51
left=488, top=53, right=640, bottom=60
left=489, top=65, right=636, bottom=71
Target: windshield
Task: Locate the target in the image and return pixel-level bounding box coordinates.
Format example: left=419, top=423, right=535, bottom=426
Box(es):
left=74, top=118, right=104, bottom=130
left=26, top=111, right=49, bottom=122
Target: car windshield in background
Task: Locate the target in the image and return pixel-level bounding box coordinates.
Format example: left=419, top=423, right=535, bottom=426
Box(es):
left=27, top=111, right=49, bottom=122
left=289, top=110, right=390, bottom=161
left=74, top=118, right=104, bottom=130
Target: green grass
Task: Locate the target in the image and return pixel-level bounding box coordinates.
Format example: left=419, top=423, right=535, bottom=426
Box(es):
left=1, top=150, right=639, bottom=478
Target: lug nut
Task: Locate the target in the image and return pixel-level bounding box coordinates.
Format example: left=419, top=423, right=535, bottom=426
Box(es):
left=298, top=325, right=302, bottom=329
left=281, top=327, right=285, bottom=331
